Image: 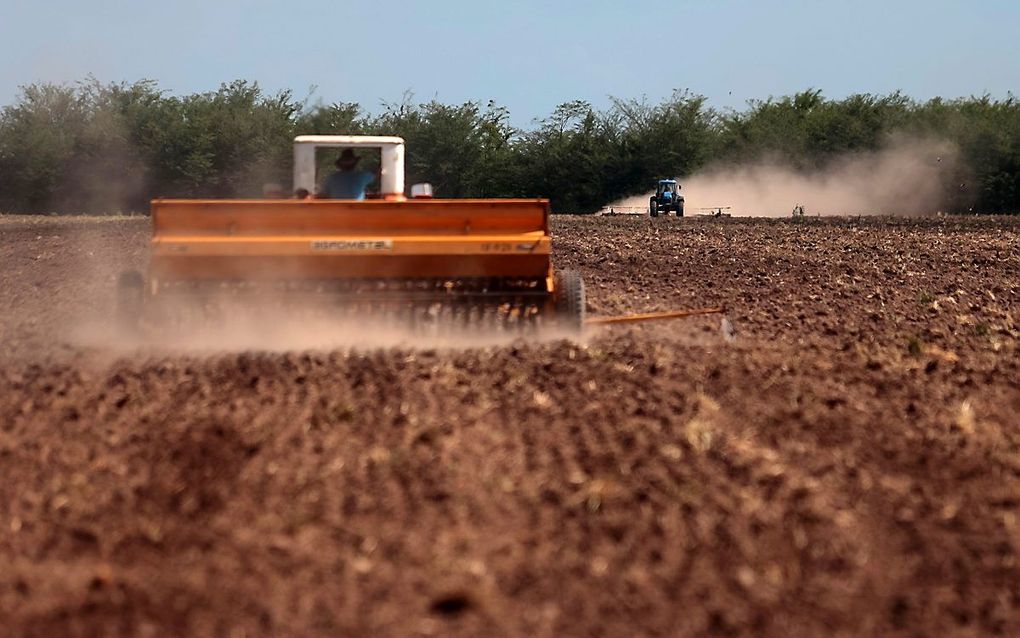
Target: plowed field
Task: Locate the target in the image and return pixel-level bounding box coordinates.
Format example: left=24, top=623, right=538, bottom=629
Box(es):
left=1, top=215, right=1019, bottom=637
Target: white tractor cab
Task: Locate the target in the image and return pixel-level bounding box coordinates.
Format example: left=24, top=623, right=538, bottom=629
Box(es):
left=292, top=135, right=432, bottom=200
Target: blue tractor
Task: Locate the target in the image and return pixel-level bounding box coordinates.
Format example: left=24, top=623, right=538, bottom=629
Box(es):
left=649, top=179, right=684, bottom=217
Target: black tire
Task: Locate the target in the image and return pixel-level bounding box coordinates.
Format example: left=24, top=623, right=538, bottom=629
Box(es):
left=676, top=202, right=684, bottom=217
left=649, top=197, right=659, bottom=218
left=553, top=270, right=585, bottom=334
left=116, top=270, right=145, bottom=333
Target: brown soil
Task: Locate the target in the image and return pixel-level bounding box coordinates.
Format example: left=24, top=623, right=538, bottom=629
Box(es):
left=1, top=214, right=1018, bottom=637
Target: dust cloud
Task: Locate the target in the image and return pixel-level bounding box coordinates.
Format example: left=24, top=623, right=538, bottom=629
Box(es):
left=611, top=136, right=964, bottom=217
left=72, top=301, right=582, bottom=354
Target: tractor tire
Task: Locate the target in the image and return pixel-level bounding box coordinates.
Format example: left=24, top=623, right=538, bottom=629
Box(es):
left=677, top=202, right=685, bottom=217
left=649, top=197, right=659, bottom=218
left=116, top=270, right=145, bottom=333
left=553, top=270, right=586, bottom=334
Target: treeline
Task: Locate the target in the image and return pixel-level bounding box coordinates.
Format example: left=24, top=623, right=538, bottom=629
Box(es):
left=0, top=79, right=1017, bottom=213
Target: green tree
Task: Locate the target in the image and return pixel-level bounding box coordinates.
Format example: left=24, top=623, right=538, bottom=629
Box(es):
left=1, top=80, right=1018, bottom=214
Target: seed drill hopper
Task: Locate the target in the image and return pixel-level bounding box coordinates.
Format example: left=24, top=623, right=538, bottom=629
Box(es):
left=118, top=135, right=585, bottom=334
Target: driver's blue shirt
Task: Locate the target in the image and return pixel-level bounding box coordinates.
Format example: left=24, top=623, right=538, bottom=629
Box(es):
left=321, top=170, right=375, bottom=200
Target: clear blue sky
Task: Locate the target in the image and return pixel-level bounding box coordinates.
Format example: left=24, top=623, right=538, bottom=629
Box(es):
left=2, top=0, right=1018, bottom=126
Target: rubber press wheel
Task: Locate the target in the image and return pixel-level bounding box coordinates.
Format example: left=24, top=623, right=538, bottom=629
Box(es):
left=553, top=270, right=586, bottom=334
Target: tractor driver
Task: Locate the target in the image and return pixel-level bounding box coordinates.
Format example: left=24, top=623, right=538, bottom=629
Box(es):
left=320, top=149, right=375, bottom=200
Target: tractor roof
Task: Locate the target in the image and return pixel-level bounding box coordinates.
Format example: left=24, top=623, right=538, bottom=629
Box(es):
left=658, top=179, right=677, bottom=184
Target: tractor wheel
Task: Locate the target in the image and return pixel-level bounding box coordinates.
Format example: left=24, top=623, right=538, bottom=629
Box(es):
left=649, top=197, right=659, bottom=218
left=553, top=270, right=586, bottom=334
left=677, top=202, right=685, bottom=218
left=116, top=270, right=145, bottom=333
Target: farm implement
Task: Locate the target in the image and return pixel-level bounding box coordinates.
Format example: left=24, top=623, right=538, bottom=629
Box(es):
left=118, top=135, right=585, bottom=335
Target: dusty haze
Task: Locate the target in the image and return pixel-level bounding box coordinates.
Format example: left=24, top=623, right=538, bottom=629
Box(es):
left=71, top=300, right=585, bottom=354
left=610, top=136, right=964, bottom=216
